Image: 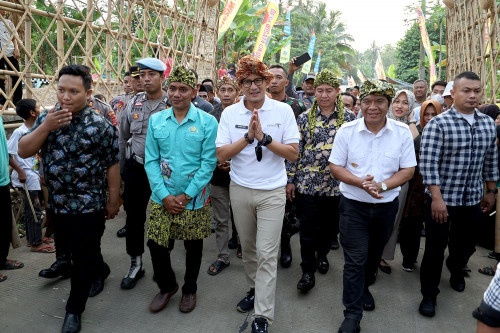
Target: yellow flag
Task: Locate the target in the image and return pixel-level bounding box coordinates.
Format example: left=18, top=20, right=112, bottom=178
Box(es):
left=416, top=7, right=437, bottom=85
left=253, top=1, right=279, bottom=61
left=218, top=0, right=244, bottom=40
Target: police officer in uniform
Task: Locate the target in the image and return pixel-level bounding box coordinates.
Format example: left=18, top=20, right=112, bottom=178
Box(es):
left=119, top=58, right=169, bottom=289
left=88, top=94, right=118, bottom=127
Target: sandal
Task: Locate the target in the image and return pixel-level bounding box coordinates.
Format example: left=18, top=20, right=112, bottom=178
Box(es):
left=43, top=237, right=54, bottom=244
left=0, top=274, right=6, bottom=282
left=207, top=260, right=230, bottom=276
left=478, top=266, right=496, bottom=276
left=0, top=259, right=24, bottom=270
left=31, top=244, right=56, bottom=253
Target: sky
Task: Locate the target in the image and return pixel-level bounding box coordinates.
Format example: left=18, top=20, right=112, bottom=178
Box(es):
left=323, top=0, right=419, bottom=52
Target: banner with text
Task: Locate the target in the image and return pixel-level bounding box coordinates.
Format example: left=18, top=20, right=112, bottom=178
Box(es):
left=313, top=50, right=322, bottom=73
left=218, top=0, right=244, bottom=40
left=253, top=1, right=279, bottom=61
left=416, top=6, right=437, bottom=85
left=301, top=29, right=316, bottom=74
left=279, top=4, right=292, bottom=64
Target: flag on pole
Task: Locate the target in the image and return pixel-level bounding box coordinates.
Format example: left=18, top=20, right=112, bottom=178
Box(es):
left=416, top=6, right=437, bottom=85
left=348, top=76, right=356, bottom=87
left=484, top=17, right=492, bottom=54
left=357, top=69, right=366, bottom=83
left=218, top=0, right=244, bottom=40
left=279, top=4, right=292, bottom=64
left=253, top=1, right=279, bottom=61
left=374, top=49, right=386, bottom=80
left=301, top=29, right=316, bottom=74
left=313, top=51, right=322, bottom=73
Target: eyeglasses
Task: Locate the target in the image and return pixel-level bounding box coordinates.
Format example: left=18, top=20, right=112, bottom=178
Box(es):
left=241, top=78, right=264, bottom=88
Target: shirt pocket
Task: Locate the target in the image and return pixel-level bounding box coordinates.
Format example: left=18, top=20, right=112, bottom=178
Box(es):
left=130, top=112, right=144, bottom=134
left=347, top=152, right=365, bottom=169
left=382, top=150, right=400, bottom=174
left=153, top=129, right=170, bottom=150
left=184, top=133, right=204, bottom=155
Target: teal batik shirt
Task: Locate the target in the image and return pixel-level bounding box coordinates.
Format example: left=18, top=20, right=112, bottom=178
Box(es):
left=0, top=117, right=10, bottom=186
left=145, top=103, right=218, bottom=210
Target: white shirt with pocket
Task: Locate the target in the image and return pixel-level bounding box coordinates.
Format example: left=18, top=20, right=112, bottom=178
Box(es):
left=329, top=118, right=416, bottom=203
left=7, top=124, right=41, bottom=190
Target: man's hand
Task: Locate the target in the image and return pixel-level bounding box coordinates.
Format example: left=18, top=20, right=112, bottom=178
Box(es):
left=407, top=110, right=415, bottom=122
left=105, top=199, right=120, bottom=220
left=286, top=183, right=295, bottom=202
left=481, top=193, right=496, bottom=213
left=362, top=174, right=383, bottom=199
left=13, top=48, right=20, bottom=59
left=252, top=110, right=264, bottom=142
left=217, top=161, right=231, bottom=172
left=162, top=195, right=185, bottom=215
left=288, top=57, right=302, bottom=74
left=247, top=110, right=257, bottom=141
left=18, top=169, right=26, bottom=183
left=431, top=197, right=448, bottom=223
left=43, top=107, right=72, bottom=131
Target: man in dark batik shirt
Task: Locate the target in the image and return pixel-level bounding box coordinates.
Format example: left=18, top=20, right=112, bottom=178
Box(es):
left=19, top=64, right=120, bottom=333
left=268, top=64, right=307, bottom=269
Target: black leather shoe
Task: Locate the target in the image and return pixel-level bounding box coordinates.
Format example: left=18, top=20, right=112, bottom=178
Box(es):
left=331, top=236, right=340, bottom=250
left=280, top=234, right=292, bottom=268
left=297, top=272, right=315, bottom=293
left=61, top=312, right=81, bottom=333
left=116, top=226, right=127, bottom=238
left=121, top=267, right=145, bottom=289
left=89, top=263, right=110, bottom=297
left=338, top=318, right=360, bottom=333
left=450, top=274, right=465, bottom=292
left=419, top=296, right=436, bottom=317
left=362, top=289, right=375, bottom=311
left=39, top=260, right=72, bottom=279
left=379, top=260, right=391, bottom=274
left=317, top=256, right=329, bottom=274
left=228, top=236, right=238, bottom=249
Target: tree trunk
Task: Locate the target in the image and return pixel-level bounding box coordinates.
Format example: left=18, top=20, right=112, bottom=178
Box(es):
left=438, top=19, right=443, bottom=80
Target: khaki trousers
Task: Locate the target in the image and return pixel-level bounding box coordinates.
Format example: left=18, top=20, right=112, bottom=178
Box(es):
left=229, top=181, right=285, bottom=323
left=209, top=184, right=231, bottom=262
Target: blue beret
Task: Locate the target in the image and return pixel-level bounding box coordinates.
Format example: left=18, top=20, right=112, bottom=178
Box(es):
left=136, top=58, right=167, bottom=72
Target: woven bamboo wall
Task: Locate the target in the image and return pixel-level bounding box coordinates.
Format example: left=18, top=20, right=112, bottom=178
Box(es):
left=445, top=0, right=499, bottom=103
left=0, top=0, right=219, bottom=114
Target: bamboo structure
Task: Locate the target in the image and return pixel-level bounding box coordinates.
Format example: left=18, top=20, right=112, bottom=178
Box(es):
left=445, top=0, right=500, bottom=103
left=0, top=0, right=220, bottom=113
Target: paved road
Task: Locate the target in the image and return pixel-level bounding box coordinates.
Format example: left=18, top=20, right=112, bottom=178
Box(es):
left=0, top=208, right=496, bottom=332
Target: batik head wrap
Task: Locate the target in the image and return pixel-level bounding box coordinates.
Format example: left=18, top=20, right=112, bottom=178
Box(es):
left=388, top=89, right=416, bottom=124
left=359, top=79, right=396, bottom=103
left=216, top=75, right=239, bottom=91
left=308, top=69, right=345, bottom=140
left=167, top=65, right=196, bottom=89
left=235, top=55, right=274, bottom=83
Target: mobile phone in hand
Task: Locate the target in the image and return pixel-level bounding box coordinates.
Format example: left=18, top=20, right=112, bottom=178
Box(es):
left=293, top=52, right=312, bottom=67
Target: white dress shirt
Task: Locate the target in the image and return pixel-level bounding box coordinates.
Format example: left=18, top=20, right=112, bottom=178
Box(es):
left=329, top=118, right=416, bottom=203
left=215, top=95, right=300, bottom=190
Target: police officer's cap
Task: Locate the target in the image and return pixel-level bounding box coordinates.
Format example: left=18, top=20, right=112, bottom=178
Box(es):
left=136, top=58, right=167, bottom=72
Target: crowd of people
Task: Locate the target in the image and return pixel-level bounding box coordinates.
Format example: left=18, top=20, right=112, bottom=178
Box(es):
left=0, top=53, right=500, bottom=333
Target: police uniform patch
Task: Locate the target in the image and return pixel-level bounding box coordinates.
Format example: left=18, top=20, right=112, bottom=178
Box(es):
left=135, top=101, right=143, bottom=107
left=88, top=101, right=94, bottom=107
left=133, top=113, right=140, bottom=120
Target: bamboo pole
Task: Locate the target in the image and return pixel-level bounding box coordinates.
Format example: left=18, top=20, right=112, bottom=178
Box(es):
left=24, top=0, right=31, bottom=98
left=86, top=0, right=93, bottom=68
left=57, top=0, right=64, bottom=67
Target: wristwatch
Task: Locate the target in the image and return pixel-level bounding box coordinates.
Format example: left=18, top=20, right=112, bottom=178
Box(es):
left=184, top=193, right=192, bottom=200
left=380, top=182, right=388, bottom=192
left=259, top=133, right=273, bottom=146
left=487, top=188, right=498, bottom=194
left=408, top=119, right=417, bottom=124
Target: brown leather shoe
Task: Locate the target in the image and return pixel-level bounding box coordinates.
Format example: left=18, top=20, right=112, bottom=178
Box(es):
left=179, top=293, right=196, bottom=313
left=149, top=284, right=179, bottom=313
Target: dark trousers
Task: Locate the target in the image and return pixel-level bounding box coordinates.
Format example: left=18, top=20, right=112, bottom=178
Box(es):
left=420, top=196, right=481, bottom=297
left=0, top=56, right=22, bottom=106
left=0, top=184, right=12, bottom=263
left=296, top=193, right=340, bottom=274
left=122, top=158, right=151, bottom=256
left=399, top=216, right=423, bottom=265
left=53, top=211, right=106, bottom=315
left=148, top=239, right=203, bottom=295
left=339, top=196, right=398, bottom=321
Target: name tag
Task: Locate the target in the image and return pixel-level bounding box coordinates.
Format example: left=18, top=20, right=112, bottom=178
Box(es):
left=235, top=125, right=248, bottom=130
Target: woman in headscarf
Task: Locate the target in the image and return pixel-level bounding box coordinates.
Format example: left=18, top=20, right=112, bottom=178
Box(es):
left=480, top=104, right=500, bottom=126
left=399, top=99, right=442, bottom=272
left=379, top=90, right=419, bottom=274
